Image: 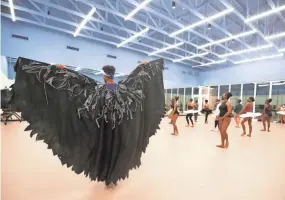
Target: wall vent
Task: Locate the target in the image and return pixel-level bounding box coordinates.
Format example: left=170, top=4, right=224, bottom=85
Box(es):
left=66, top=46, right=79, bottom=51
left=12, top=34, right=29, bottom=40
left=107, top=54, right=117, bottom=59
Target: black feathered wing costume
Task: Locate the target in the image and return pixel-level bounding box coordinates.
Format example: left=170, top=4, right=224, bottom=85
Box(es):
left=13, top=57, right=165, bottom=183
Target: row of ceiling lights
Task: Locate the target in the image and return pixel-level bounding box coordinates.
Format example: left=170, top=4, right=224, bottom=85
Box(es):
left=7, top=0, right=285, bottom=67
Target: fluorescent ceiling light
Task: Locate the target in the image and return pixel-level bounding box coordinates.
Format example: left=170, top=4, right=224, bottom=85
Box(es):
left=8, top=0, right=16, bottom=21
left=148, top=42, right=184, bottom=56
left=170, top=8, right=234, bottom=37
left=265, top=31, right=285, bottom=40
left=173, top=52, right=208, bottom=62
left=279, top=48, right=285, bottom=52
left=245, top=5, right=285, bottom=23
left=234, top=53, right=283, bottom=64
left=124, top=0, right=152, bottom=20
left=193, top=59, right=227, bottom=67
left=74, top=7, right=96, bottom=37
left=117, top=28, right=149, bottom=47
left=199, top=30, right=256, bottom=48
left=219, top=44, right=273, bottom=58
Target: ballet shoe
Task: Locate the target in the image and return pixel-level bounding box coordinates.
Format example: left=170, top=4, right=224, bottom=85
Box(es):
left=267, top=130, right=271, bottom=132
left=241, top=133, right=246, bottom=136
left=247, top=134, right=251, bottom=137
left=216, top=145, right=225, bottom=148
left=260, top=129, right=266, bottom=132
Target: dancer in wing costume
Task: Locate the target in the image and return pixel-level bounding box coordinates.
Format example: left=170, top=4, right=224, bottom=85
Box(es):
left=12, top=57, right=165, bottom=186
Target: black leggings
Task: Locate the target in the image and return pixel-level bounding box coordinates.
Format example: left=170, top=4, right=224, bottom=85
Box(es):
left=214, top=119, right=219, bottom=128
left=186, top=114, right=194, bottom=126
left=205, top=112, right=210, bottom=123
left=194, top=112, right=198, bottom=121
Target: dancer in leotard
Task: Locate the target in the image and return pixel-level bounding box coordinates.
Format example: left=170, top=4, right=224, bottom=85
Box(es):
left=201, top=100, right=212, bottom=124
left=234, top=99, right=242, bottom=128
left=185, top=98, right=194, bottom=127
left=217, top=92, right=232, bottom=148
left=211, top=99, right=221, bottom=131
left=239, top=97, right=254, bottom=137
left=261, top=98, right=272, bottom=132
left=193, top=100, right=199, bottom=122
left=169, top=96, right=179, bottom=136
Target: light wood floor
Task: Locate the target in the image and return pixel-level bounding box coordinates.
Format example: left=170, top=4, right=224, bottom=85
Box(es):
left=1, top=116, right=285, bottom=200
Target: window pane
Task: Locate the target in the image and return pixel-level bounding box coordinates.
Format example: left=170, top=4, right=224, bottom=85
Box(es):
left=242, top=83, right=255, bottom=105
left=255, top=82, right=270, bottom=113
left=220, top=85, right=229, bottom=98
left=231, top=84, right=241, bottom=107
left=185, top=88, right=192, bottom=110
left=178, top=88, right=185, bottom=112
left=209, top=86, right=218, bottom=108
left=193, top=87, right=199, bottom=95
left=272, top=81, right=285, bottom=122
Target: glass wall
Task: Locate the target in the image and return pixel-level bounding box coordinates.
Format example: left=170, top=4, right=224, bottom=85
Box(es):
left=220, top=85, right=229, bottom=99
left=272, top=81, right=285, bottom=121
left=231, top=84, right=241, bottom=107
left=255, top=82, right=270, bottom=113
left=242, top=83, right=255, bottom=106
left=165, top=79, right=285, bottom=119
left=178, top=88, right=185, bottom=112
left=185, top=87, right=192, bottom=110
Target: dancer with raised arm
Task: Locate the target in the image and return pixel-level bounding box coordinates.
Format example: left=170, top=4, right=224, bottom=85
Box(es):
left=12, top=57, right=165, bottom=189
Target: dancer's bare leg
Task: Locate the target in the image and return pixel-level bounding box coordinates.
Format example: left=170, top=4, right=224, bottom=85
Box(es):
left=247, top=118, right=252, bottom=137
left=261, top=114, right=267, bottom=131
left=267, top=116, right=271, bottom=132
left=216, top=118, right=225, bottom=148
left=241, top=118, right=248, bottom=136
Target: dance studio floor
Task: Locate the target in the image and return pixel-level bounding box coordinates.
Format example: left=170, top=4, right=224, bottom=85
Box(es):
left=2, top=117, right=285, bottom=200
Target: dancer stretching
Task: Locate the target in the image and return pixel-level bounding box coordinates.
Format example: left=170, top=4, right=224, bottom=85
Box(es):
left=233, top=99, right=242, bottom=128
left=261, top=98, right=272, bottom=132
left=211, top=99, right=221, bottom=131
left=169, top=96, right=179, bottom=136
left=185, top=98, right=194, bottom=127
left=217, top=92, right=232, bottom=148
left=239, top=97, right=255, bottom=137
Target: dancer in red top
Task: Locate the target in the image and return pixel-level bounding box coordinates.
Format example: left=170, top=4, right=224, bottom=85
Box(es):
left=239, top=97, right=254, bottom=137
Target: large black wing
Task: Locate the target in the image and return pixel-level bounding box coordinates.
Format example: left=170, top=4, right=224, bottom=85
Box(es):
left=107, top=59, right=165, bottom=181
left=13, top=57, right=164, bottom=183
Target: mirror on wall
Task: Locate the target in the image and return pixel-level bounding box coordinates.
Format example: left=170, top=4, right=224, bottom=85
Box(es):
left=255, top=82, right=270, bottom=113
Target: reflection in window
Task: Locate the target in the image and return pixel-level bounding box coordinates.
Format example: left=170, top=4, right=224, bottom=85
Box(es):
left=231, top=84, right=241, bottom=107
left=178, top=88, right=185, bottom=112
left=209, top=86, right=218, bottom=108
left=166, top=89, right=172, bottom=108
left=220, top=85, right=229, bottom=99
left=242, top=83, right=255, bottom=106
left=255, top=82, right=270, bottom=113
left=185, top=88, right=192, bottom=110
left=272, top=81, right=285, bottom=121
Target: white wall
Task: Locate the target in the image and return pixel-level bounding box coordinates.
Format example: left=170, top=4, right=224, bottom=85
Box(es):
left=1, top=18, right=199, bottom=88
left=199, top=58, right=285, bottom=85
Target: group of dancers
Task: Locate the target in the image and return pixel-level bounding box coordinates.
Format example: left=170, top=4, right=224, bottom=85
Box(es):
left=168, top=93, right=285, bottom=148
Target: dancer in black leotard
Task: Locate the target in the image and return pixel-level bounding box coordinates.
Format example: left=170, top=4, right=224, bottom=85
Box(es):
left=217, top=92, right=232, bottom=148
left=169, top=96, right=179, bottom=136
left=261, top=98, right=272, bottom=132
left=185, top=98, right=194, bottom=127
